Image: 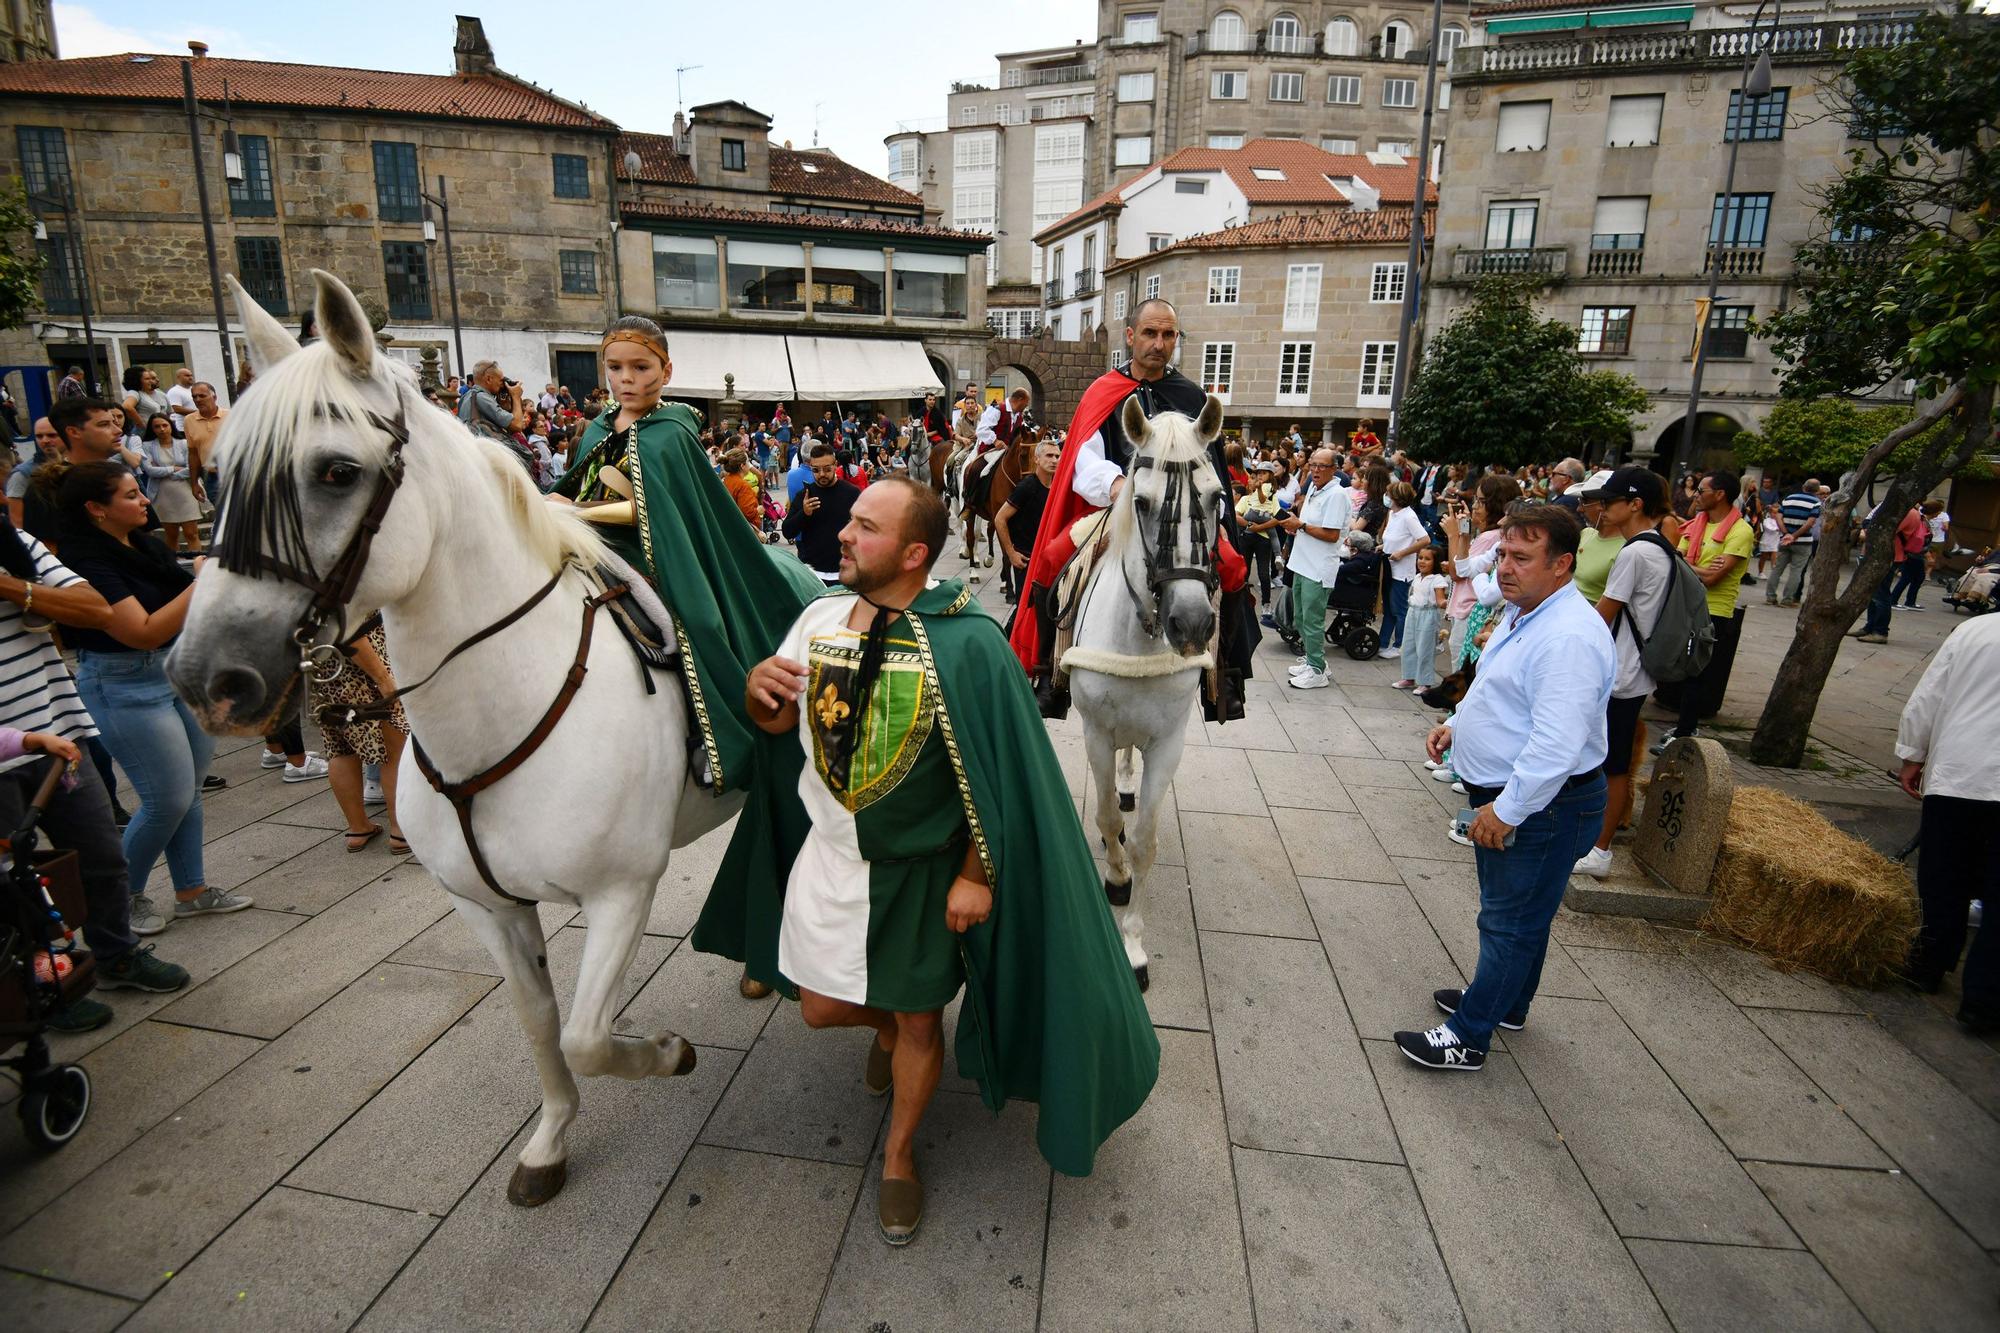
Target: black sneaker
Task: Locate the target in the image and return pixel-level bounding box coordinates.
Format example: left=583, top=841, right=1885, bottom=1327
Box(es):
left=95, top=945, right=190, bottom=993
left=47, top=996, right=113, bottom=1033
left=1434, top=988, right=1525, bottom=1031
left=202, top=774, right=228, bottom=792
left=1395, top=1024, right=1486, bottom=1071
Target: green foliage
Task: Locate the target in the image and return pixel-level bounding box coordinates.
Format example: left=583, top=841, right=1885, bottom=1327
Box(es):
left=0, top=181, right=45, bottom=332
left=1400, top=277, right=1645, bottom=467
left=1731, top=397, right=1975, bottom=481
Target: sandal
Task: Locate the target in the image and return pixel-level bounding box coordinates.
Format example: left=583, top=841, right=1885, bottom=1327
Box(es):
left=387, top=834, right=412, bottom=856
left=345, top=825, right=383, bottom=852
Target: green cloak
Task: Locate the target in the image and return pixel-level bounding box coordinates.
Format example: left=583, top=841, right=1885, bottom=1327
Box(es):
left=554, top=402, right=822, bottom=792
left=692, top=579, right=1161, bottom=1177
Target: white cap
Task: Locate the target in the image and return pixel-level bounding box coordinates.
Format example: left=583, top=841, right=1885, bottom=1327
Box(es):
left=1577, top=469, right=1617, bottom=498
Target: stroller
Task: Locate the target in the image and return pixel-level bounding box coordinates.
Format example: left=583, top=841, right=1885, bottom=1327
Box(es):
left=1, top=757, right=95, bottom=1151
left=1273, top=540, right=1388, bottom=661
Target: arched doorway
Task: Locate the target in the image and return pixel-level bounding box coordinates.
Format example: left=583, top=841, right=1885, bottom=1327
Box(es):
left=1652, top=411, right=1743, bottom=478
left=984, top=327, right=1106, bottom=432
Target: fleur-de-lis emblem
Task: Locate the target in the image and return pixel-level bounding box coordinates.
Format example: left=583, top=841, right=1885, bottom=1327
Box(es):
left=814, top=683, right=850, bottom=731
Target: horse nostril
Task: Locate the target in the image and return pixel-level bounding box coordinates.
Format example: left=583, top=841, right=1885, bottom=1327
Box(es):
left=208, top=667, right=266, bottom=717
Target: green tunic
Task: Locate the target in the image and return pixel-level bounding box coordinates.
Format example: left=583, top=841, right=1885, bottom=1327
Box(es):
left=694, top=580, right=1161, bottom=1176
left=553, top=401, right=822, bottom=792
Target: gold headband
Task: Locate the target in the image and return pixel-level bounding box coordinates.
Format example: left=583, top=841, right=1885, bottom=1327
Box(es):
left=601, top=329, right=671, bottom=365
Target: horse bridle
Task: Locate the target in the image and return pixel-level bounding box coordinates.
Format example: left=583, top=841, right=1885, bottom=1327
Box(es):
left=1122, top=453, right=1220, bottom=639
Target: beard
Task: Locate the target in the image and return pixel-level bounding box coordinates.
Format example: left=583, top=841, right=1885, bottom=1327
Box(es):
left=839, top=547, right=900, bottom=595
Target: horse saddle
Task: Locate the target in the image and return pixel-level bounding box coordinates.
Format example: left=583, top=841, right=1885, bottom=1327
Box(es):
left=589, top=563, right=675, bottom=670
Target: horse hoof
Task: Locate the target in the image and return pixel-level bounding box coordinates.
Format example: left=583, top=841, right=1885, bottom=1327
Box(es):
left=507, top=1159, right=568, bottom=1207
left=1119, top=792, right=1136, bottom=812
left=1133, top=965, right=1150, bottom=994
left=1105, top=877, right=1131, bottom=907
left=664, top=1037, right=698, bottom=1076
left=738, top=974, right=773, bottom=1000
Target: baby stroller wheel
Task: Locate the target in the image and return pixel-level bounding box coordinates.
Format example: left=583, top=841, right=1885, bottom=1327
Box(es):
left=20, top=1063, right=90, bottom=1152
left=1342, top=625, right=1381, bottom=661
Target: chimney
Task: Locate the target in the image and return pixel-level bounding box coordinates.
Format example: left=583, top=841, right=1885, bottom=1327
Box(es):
left=453, top=15, right=496, bottom=75
left=672, top=109, right=688, bottom=148
left=187, top=40, right=209, bottom=59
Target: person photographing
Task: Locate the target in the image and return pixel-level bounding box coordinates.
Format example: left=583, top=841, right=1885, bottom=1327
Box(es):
left=782, top=442, right=860, bottom=584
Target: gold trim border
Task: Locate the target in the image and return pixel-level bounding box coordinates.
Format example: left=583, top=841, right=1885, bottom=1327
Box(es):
left=905, top=610, right=993, bottom=885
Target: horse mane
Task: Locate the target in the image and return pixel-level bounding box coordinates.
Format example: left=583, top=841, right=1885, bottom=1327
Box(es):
left=211, top=345, right=604, bottom=580
left=1106, top=408, right=1215, bottom=552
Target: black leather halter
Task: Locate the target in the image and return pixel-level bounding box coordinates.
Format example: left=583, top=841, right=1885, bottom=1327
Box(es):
left=1122, top=452, right=1220, bottom=639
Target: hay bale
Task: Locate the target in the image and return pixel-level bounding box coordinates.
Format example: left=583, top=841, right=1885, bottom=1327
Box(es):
left=1703, top=785, right=1918, bottom=987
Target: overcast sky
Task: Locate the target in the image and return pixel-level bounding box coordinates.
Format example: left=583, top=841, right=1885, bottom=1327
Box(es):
left=53, top=0, right=1092, bottom=179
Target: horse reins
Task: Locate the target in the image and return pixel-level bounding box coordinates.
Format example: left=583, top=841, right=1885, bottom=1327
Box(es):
left=1122, top=454, right=1220, bottom=639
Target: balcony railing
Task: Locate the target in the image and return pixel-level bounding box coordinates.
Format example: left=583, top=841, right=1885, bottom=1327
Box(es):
left=1452, top=246, right=1569, bottom=279
left=1586, top=248, right=1645, bottom=277
left=1019, top=63, right=1094, bottom=87
left=1185, top=29, right=1429, bottom=59
left=1451, top=18, right=1917, bottom=79
left=1073, top=267, right=1097, bottom=296
left=1703, top=246, right=1767, bottom=277
left=1044, top=277, right=1064, bottom=304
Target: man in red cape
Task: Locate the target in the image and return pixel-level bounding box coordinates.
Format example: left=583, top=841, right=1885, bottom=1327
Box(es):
left=1009, top=298, right=1254, bottom=721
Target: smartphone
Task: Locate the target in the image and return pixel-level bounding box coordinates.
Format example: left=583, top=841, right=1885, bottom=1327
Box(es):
left=1454, top=808, right=1517, bottom=849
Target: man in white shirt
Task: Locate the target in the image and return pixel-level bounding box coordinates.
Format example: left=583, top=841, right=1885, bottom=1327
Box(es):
left=165, top=367, right=197, bottom=440
left=1398, top=504, right=1614, bottom=1071
left=1282, top=448, right=1351, bottom=690
left=1896, top=613, right=2000, bottom=1031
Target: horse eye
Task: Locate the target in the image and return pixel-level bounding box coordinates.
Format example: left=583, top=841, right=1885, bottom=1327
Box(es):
left=320, top=461, right=363, bottom=488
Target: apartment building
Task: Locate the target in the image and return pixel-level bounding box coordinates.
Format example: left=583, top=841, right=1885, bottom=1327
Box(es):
left=1424, top=0, right=1935, bottom=465
left=888, top=0, right=1469, bottom=334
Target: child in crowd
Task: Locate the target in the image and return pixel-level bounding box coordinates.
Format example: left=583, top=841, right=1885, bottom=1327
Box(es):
left=1392, top=546, right=1450, bottom=691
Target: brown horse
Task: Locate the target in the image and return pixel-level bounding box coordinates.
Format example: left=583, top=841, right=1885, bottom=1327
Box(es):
left=960, top=429, right=1038, bottom=582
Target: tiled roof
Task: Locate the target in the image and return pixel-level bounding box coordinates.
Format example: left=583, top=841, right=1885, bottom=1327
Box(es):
left=618, top=131, right=696, bottom=185
left=769, top=147, right=920, bottom=208
left=0, top=52, right=614, bottom=128
left=1102, top=207, right=1432, bottom=271
left=620, top=200, right=991, bottom=246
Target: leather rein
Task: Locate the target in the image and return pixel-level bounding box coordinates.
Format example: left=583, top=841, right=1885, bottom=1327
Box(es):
left=1120, top=452, right=1220, bottom=639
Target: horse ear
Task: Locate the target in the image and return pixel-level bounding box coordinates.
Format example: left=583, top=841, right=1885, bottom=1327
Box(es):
left=1197, top=393, right=1225, bottom=442
left=311, top=269, right=375, bottom=378
left=1121, top=394, right=1149, bottom=447
left=227, top=272, right=298, bottom=372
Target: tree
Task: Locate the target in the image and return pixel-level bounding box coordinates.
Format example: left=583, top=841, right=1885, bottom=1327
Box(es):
left=1747, top=7, right=1999, bottom=768
left=0, top=181, right=45, bottom=332
left=1730, top=396, right=1976, bottom=482
left=1399, top=276, right=1647, bottom=468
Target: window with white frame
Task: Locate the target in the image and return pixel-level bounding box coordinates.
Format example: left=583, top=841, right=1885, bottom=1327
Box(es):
left=1145, top=273, right=1161, bottom=299
left=1201, top=342, right=1235, bottom=396
left=995, top=103, right=1011, bottom=125
left=1147, top=234, right=1171, bottom=252
left=1207, top=132, right=1245, bottom=149
left=1325, top=16, right=1360, bottom=55
left=1270, top=13, right=1303, bottom=52
left=1046, top=97, right=1069, bottom=118
left=1175, top=177, right=1208, bottom=194
left=1497, top=101, right=1552, bottom=152
left=1122, top=11, right=1159, bottom=42
left=1320, top=136, right=1358, bottom=154
left=1327, top=75, right=1361, bottom=105
left=1269, top=71, right=1303, bottom=102
left=1381, top=19, right=1414, bottom=59
left=1359, top=341, right=1396, bottom=404
left=1606, top=94, right=1664, bottom=148
left=1112, top=289, right=1127, bottom=321
left=1032, top=179, right=1084, bottom=230
left=1383, top=78, right=1417, bottom=109
left=1277, top=342, right=1314, bottom=400
left=1207, top=266, right=1240, bottom=304
left=1439, top=25, right=1465, bottom=63
left=1004, top=67, right=1023, bottom=87
left=1209, top=11, right=1247, bottom=50
left=1369, top=262, right=1406, bottom=304
left=1378, top=140, right=1413, bottom=157
left=954, top=132, right=997, bottom=171
left=958, top=104, right=980, bottom=125
left=1590, top=196, right=1649, bottom=251
left=886, top=141, right=920, bottom=182
left=1282, top=262, right=1322, bottom=330
left=1114, top=135, right=1153, bottom=166
left=1034, top=123, right=1084, bottom=168
left=953, top=186, right=995, bottom=232
left=1251, top=167, right=1286, bottom=181
left=1211, top=70, right=1247, bottom=100
left=1117, top=72, right=1155, bottom=102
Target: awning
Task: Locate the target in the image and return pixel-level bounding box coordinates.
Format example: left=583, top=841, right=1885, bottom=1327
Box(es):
left=659, top=331, right=794, bottom=401
left=1484, top=12, right=1585, bottom=33
left=785, top=336, right=943, bottom=402
left=1482, top=5, right=1690, bottom=33
left=1588, top=5, right=1692, bottom=26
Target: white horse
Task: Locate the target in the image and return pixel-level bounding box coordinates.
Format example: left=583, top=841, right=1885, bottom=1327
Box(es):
left=166, top=270, right=740, bottom=1207
left=1065, top=394, right=1224, bottom=992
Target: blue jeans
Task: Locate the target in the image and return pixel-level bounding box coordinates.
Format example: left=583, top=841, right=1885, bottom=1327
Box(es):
left=76, top=649, right=213, bottom=896
left=1447, top=773, right=1607, bottom=1049
left=1380, top=576, right=1409, bottom=648
left=1863, top=566, right=1895, bottom=635
left=1891, top=554, right=1927, bottom=607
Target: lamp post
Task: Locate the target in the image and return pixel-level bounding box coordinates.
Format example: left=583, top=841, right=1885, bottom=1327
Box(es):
left=28, top=180, right=101, bottom=393
left=181, top=49, right=242, bottom=399
left=610, top=147, right=641, bottom=313
left=1384, top=0, right=1447, bottom=451
left=1674, top=0, right=1779, bottom=480
left=419, top=176, right=465, bottom=378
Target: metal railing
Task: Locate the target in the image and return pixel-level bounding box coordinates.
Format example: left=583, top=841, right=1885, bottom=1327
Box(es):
left=1452, top=246, right=1569, bottom=279
left=1186, top=29, right=1433, bottom=59
left=1452, top=17, right=1918, bottom=79
left=1044, top=277, right=1064, bottom=304
left=1073, top=267, right=1097, bottom=296
left=1586, top=248, right=1645, bottom=277
left=1020, top=63, right=1094, bottom=87
left=1703, top=246, right=1767, bottom=277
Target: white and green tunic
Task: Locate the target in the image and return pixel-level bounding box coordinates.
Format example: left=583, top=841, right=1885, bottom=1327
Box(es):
left=776, top=595, right=969, bottom=1012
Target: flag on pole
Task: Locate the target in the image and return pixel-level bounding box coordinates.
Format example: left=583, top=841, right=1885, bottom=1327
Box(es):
left=1690, top=297, right=1713, bottom=364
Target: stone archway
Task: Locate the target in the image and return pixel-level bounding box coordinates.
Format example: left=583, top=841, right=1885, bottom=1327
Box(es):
left=986, top=327, right=1107, bottom=433
left=1652, top=410, right=1746, bottom=477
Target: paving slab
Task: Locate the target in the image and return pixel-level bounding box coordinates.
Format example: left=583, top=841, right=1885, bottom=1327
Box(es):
left=1748, top=1162, right=2000, bottom=1333
left=1571, top=949, right=1888, bottom=1168
left=288, top=928, right=671, bottom=1215
left=1625, top=1239, right=1869, bottom=1333
left=1182, top=811, right=1317, bottom=938
left=156, top=869, right=453, bottom=1039
left=1344, top=705, right=1437, bottom=759
left=0, top=1020, right=261, bottom=1236
left=1271, top=704, right=1386, bottom=761
left=1233, top=1149, right=1464, bottom=1333
left=387, top=895, right=578, bottom=976
left=645, top=820, right=733, bottom=938
left=1300, top=876, right=1464, bottom=1040
left=1275, top=802, right=1403, bottom=886
left=1368, top=1042, right=1669, bottom=1331
left=815, top=1093, right=1049, bottom=1333
left=123, top=1186, right=435, bottom=1333
left=1352, top=788, right=1473, bottom=863
left=1246, top=748, right=1358, bottom=812
left=1100, top=860, right=1208, bottom=1032
left=1326, top=755, right=1428, bottom=789
left=360, top=1045, right=741, bottom=1333
left=699, top=1002, right=890, bottom=1167
left=229, top=829, right=412, bottom=915
left=1041, top=1028, right=1252, bottom=1333
left=145, top=817, right=338, bottom=897
left=1547, top=908, right=1675, bottom=953
left=1749, top=1008, right=2000, bottom=1247
left=0, top=963, right=491, bottom=1300
left=1874, top=1006, right=2000, bottom=1121
left=1507, top=997, right=1794, bottom=1247
left=589, top=1145, right=859, bottom=1332
left=1201, top=930, right=1400, bottom=1162
left=0, top=1271, right=136, bottom=1332
left=615, top=935, right=777, bottom=1051
left=196, top=773, right=336, bottom=840
left=1168, top=745, right=1268, bottom=816
left=1397, top=856, right=1602, bottom=1002
left=1083, top=777, right=1184, bottom=868
left=1201, top=699, right=1297, bottom=753
left=1678, top=934, right=1863, bottom=1013
left=253, top=784, right=358, bottom=833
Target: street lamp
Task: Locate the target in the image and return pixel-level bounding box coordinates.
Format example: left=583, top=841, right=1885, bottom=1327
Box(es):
left=26, top=180, right=101, bottom=394
left=181, top=46, right=239, bottom=399
left=419, top=176, right=465, bottom=378
left=609, top=147, right=641, bottom=312
left=1674, top=0, right=1779, bottom=480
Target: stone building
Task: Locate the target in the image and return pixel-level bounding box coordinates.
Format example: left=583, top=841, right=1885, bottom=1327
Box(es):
left=887, top=0, right=1468, bottom=327
left=1424, top=0, right=1934, bottom=467
left=0, top=0, right=53, bottom=65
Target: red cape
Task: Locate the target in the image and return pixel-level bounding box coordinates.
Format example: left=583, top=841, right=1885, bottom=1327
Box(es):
left=1008, top=369, right=1144, bottom=672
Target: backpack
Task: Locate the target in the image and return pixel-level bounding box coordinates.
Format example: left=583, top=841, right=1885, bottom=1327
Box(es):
left=1615, top=530, right=1714, bottom=684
